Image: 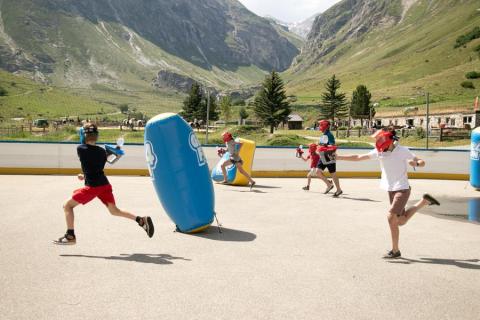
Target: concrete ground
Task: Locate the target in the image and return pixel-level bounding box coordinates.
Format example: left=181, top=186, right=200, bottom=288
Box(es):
left=1, top=176, right=479, bottom=320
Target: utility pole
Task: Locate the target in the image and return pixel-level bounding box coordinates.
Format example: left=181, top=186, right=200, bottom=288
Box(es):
left=371, top=103, right=379, bottom=129
left=426, top=92, right=430, bottom=150
left=205, top=88, right=210, bottom=145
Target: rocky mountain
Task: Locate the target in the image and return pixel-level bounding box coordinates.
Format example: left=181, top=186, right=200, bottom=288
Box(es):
left=289, top=14, right=319, bottom=39
left=0, top=0, right=300, bottom=91
left=264, top=15, right=317, bottom=39
left=287, top=0, right=480, bottom=106
left=297, top=0, right=409, bottom=67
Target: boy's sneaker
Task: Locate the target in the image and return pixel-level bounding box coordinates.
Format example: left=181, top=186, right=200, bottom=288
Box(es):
left=423, top=194, right=440, bottom=206
left=53, top=234, right=76, bottom=245
left=139, top=216, right=154, bottom=238
left=302, top=185, right=310, bottom=191
left=383, top=250, right=401, bottom=259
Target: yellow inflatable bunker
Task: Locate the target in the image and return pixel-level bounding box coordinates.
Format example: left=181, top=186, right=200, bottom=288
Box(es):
left=211, top=138, right=256, bottom=186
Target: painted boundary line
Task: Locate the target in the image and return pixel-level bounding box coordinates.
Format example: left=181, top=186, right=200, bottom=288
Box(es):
left=0, top=167, right=469, bottom=181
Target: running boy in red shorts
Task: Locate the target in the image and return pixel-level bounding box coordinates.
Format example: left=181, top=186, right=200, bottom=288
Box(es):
left=336, top=127, right=440, bottom=258
left=299, top=143, right=320, bottom=191
left=53, top=123, right=154, bottom=245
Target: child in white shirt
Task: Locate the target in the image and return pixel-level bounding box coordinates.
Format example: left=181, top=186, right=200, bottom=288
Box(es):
left=336, top=127, right=440, bottom=258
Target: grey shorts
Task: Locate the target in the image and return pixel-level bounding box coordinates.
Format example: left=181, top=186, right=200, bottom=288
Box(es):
left=388, top=188, right=411, bottom=216
left=229, top=156, right=243, bottom=165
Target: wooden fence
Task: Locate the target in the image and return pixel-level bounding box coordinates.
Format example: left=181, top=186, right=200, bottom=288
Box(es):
left=334, top=127, right=471, bottom=141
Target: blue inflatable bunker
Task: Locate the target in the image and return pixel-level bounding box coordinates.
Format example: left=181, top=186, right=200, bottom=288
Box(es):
left=211, top=151, right=237, bottom=183
left=471, top=127, right=480, bottom=189
left=144, top=113, right=215, bottom=233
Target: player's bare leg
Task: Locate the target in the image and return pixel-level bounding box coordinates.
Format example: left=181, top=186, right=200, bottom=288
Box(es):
left=398, top=194, right=440, bottom=226
left=316, top=170, right=333, bottom=193
left=220, top=160, right=233, bottom=183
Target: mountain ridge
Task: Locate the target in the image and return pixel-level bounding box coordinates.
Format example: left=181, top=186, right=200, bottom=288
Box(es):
left=0, top=0, right=300, bottom=92
left=286, top=0, right=480, bottom=108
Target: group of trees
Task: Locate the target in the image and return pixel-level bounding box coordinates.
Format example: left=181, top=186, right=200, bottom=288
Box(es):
left=320, top=75, right=376, bottom=127
left=181, top=72, right=375, bottom=132
left=182, top=85, right=250, bottom=126
left=180, top=83, right=219, bottom=123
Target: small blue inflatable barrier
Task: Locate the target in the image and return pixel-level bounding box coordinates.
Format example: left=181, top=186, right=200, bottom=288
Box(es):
left=468, top=198, right=480, bottom=223
left=470, top=127, right=480, bottom=189
left=211, top=138, right=256, bottom=185
left=145, top=113, right=215, bottom=233
left=211, top=151, right=237, bottom=183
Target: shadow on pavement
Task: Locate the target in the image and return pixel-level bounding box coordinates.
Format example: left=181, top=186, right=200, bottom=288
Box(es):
left=60, top=253, right=191, bottom=265
left=338, top=196, right=381, bottom=202
left=189, top=226, right=256, bottom=242
left=228, top=189, right=267, bottom=194
left=387, top=257, right=480, bottom=270
left=249, top=185, right=281, bottom=189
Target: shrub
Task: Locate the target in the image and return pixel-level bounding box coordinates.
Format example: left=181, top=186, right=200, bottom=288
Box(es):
left=265, top=134, right=309, bottom=146
left=231, top=99, right=246, bottom=106
left=118, top=104, right=129, bottom=114
left=230, top=125, right=264, bottom=136
left=63, top=125, right=77, bottom=134
left=461, top=81, right=475, bottom=89
left=465, top=71, right=480, bottom=79
left=454, top=26, right=480, bottom=48
left=415, top=127, right=426, bottom=139
left=475, top=44, right=480, bottom=52
left=0, top=86, right=8, bottom=96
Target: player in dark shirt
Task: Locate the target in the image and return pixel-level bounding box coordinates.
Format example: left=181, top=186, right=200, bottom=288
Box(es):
left=317, top=120, right=343, bottom=197
left=54, top=123, right=154, bottom=245
left=76, top=144, right=109, bottom=187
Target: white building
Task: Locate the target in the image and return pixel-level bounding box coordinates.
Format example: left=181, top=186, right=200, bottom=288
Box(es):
left=371, top=111, right=476, bottom=129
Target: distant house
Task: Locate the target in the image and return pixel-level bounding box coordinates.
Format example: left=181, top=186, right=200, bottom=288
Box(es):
left=372, top=110, right=478, bottom=129
left=287, top=114, right=303, bottom=130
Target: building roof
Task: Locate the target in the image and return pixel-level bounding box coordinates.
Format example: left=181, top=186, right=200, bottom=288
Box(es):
left=288, top=114, right=303, bottom=122
left=376, top=107, right=475, bottom=118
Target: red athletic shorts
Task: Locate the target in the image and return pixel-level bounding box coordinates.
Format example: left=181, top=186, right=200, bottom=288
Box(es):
left=72, top=184, right=115, bottom=206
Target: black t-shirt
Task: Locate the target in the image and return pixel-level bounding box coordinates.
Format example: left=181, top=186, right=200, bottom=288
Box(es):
left=77, top=144, right=109, bottom=187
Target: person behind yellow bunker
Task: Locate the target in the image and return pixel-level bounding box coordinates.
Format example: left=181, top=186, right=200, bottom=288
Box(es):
left=220, top=132, right=256, bottom=190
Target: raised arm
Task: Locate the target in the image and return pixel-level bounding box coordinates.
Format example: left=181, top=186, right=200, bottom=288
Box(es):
left=336, top=154, right=371, bottom=162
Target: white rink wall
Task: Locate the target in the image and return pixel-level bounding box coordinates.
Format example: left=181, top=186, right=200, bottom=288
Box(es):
left=0, top=142, right=470, bottom=177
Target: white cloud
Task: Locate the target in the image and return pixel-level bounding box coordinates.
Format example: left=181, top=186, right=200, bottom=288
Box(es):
left=238, top=0, right=342, bottom=23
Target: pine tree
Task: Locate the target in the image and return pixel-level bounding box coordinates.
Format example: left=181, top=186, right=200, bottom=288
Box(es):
left=180, top=82, right=203, bottom=121
left=254, top=71, right=291, bottom=133
left=239, top=106, right=249, bottom=123
left=350, top=85, right=375, bottom=127
left=196, top=92, right=219, bottom=122
left=220, top=96, right=232, bottom=124
left=206, top=93, right=219, bottom=122
left=320, top=75, right=348, bottom=123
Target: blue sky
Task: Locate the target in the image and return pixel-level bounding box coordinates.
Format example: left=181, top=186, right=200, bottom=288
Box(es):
left=238, top=0, right=342, bottom=23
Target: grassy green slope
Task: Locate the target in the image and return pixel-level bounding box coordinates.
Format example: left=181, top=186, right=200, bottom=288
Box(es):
left=0, top=0, right=268, bottom=91
left=0, top=70, right=116, bottom=119
left=0, top=70, right=185, bottom=120
left=286, top=0, right=480, bottom=112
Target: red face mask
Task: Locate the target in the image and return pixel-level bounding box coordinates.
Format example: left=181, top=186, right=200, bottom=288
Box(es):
left=375, top=132, right=394, bottom=152
left=222, top=132, right=233, bottom=143
left=319, top=120, right=330, bottom=132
